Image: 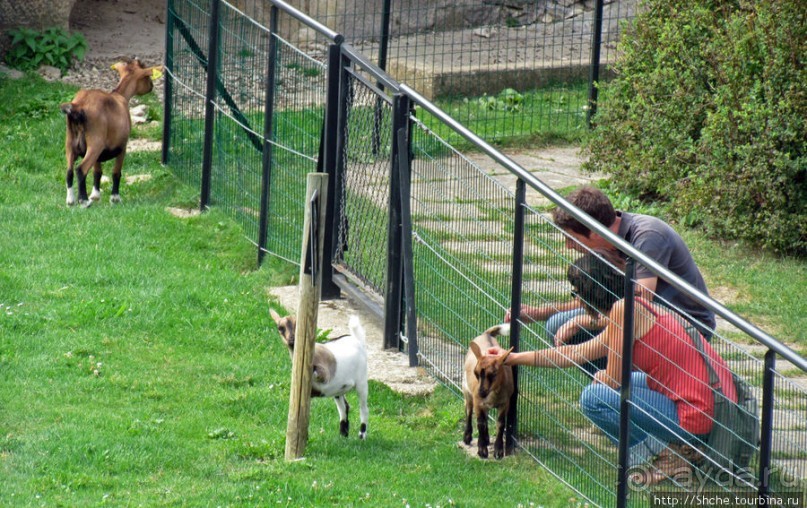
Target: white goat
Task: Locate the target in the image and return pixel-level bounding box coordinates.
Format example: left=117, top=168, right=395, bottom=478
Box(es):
left=270, top=309, right=369, bottom=439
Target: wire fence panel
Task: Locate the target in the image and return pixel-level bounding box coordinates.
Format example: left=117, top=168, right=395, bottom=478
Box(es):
left=264, top=37, right=327, bottom=264
left=163, top=2, right=807, bottom=505
left=295, top=0, right=636, bottom=142
left=332, top=68, right=395, bottom=296
left=165, top=0, right=211, bottom=187
left=209, top=2, right=272, bottom=241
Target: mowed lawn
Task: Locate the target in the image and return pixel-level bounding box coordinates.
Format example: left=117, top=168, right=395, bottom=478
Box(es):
left=0, top=75, right=582, bottom=506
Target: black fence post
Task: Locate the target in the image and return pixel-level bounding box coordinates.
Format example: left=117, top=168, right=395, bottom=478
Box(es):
left=586, top=0, right=604, bottom=128
left=257, top=5, right=280, bottom=265
left=200, top=0, right=221, bottom=211
left=320, top=39, right=345, bottom=298
left=383, top=92, right=406, bottom=351
left=161, top=0, right=175, bottom=165
left=758, top=349, right=776, bottom=498
left=506, top=178, right=526, bottom=453
left=395, top=97, right=418, bottom=366
left=371, top=0, right=393, bottom=155
left=616, top=257, right=636, bottom=508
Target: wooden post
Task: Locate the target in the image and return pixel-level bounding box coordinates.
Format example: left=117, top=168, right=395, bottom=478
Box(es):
left=285, top=173, right=329, bottom=461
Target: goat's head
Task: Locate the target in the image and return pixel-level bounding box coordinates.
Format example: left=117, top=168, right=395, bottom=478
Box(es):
left=269, top=308, right=297, bottom=352
left=469, top=341, right=512, bottom=399
left=111, top=58, right=164, bottom=99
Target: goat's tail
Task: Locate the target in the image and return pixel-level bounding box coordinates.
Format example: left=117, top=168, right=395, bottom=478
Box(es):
left=60, top=102, right=87, bottom=125
left=485, top=323, right=511, bottom=338
left=348, top=315, right=366, bottom=346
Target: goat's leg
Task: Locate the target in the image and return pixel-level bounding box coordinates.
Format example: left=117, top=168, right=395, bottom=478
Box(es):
left=463, top=393, right=474, bottom=446
left=334, top=395, right=350, bottom=437
left=66, top=152, right=77, bottom=206
left=75, top=148, right=101, bottom=208
left=356, top=380, right=369, bottom=440
left=493, top=406, right=508, bottom=459
left=90, top=161, right=102, bottom=202
left=476, top=409, right=490, bottom=459
left=110, top=151, right=125, bottom=204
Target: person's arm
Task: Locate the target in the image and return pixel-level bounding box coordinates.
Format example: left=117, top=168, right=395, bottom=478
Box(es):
left=554, top=312, right=604, bottom=346
left=635, top=276, right=658, bottom=302
left=496, top=331, right=609, bottom=368
left=506, top=300, right=583, bottom=323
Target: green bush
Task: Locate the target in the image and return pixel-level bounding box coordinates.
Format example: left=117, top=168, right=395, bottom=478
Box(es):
left=584, top=0, right=805, bottom=255
left=4, top=27, right=88, bottom=74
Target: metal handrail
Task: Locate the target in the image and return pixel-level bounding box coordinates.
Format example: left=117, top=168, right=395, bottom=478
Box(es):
left=268, top=0, right=343, bottom=44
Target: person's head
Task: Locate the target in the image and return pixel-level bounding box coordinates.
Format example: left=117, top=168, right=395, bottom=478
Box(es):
left=552, top=186, right=617, bottom=251
left=567, top=249, right=626, bottom=316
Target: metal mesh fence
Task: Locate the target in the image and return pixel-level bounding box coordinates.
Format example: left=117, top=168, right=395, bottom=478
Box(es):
left=163, top=1, right=806, bottom=505
left=333, top=66, right=395, bottom=296
left=165, top=0, right=210, bottom=188
left=295, top=0, right=636, bottom=142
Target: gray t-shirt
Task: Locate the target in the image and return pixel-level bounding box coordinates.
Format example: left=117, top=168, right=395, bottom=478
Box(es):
left=617, top=212, right=716, bottom=334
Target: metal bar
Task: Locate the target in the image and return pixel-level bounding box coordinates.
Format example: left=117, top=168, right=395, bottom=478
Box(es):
left=398, top=82, right=806, bottom=372
left=586, top=0, right=604, bottom=128
left=341, top=43, right=401, bottom=92
left=161, top=0, right=175, bottom=165
left=320, top=42, right=344, bottom=299
left=758, top=349, right=776, bottom=498
left=268, top=0, right=342, bottom=43
left=507, top=178, right=527, bottom=453
left=200, top=0, right=221, bottom=211
left=372, top=0, right=393, bottom=156
left=616, top=257, right=637, bottom=508
left=257, top=5, right=280, bottom=265
left=383, top=93, right=407, bottom=351
left=396, top=99, right=418, bottom=367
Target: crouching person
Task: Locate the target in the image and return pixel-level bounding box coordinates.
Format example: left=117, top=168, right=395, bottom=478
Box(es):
left=488, top=249, right=736, bottom=485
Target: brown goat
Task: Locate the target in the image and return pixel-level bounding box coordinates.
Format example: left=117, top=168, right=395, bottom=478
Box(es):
left=462, top=324, right=514, bottom=459
left=61, top=58, right=162, bottom=207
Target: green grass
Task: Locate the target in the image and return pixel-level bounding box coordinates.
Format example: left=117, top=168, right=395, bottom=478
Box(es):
left=425, top=82, right=591, bottom=150
left=0, top=74, right=584, bottom=506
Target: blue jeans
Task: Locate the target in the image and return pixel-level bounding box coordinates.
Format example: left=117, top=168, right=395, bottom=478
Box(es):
left=581, top=372, right=701, bottom=466
left=546, top=309, right=607, bottom=377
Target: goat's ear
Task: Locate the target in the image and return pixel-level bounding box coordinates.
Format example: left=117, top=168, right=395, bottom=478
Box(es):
left=499, top=347, right=514, bottom=363
left=269, top=308, right=282, bottom=325
left=469, top=341, right=483, bottom=360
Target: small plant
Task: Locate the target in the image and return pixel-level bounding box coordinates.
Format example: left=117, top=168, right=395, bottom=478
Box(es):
left=477, top=88, right=524, bottom=113
left=4, top=27, right=88, bottom=74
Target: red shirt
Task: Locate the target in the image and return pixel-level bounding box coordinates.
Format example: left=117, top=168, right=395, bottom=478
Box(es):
left=632, top=299, right=737, bottom=435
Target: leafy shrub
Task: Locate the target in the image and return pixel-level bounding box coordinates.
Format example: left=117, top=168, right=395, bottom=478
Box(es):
left=584, top=0, right=805, bottom=255
left=4, top=27, right=88, bottom=74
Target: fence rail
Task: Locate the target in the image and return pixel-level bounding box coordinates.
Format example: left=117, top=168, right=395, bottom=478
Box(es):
left=163, top=1, right=807, bottom=505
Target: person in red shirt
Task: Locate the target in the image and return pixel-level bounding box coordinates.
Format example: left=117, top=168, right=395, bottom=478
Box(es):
left=489, top=249, right=735, bottom=485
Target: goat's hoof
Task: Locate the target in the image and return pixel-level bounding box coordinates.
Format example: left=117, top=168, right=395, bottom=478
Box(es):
left=359, top=423, right=367, bottom=440
left=463, top=434, right=472, bottom=446
left=339, top=420, right=349, bottom=437
left=494, top=448, right=504, bottom=460
left=79, top=199, right=92, bottom=208
left=66, top=199, right=76, bottom=207
left=477, top=447, right=489, bottom=459
left=110, top=194, right=121, bottom=204
left=90, top=189, right=101, bottom=201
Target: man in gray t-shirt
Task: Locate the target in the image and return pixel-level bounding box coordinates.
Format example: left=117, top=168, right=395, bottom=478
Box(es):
left=509, top=186, right=715, bottom=375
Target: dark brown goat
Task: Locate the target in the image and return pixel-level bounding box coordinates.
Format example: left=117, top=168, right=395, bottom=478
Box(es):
left=61, top=58, right=162, bottom=207
left=462, top=324, right=514, bottom=459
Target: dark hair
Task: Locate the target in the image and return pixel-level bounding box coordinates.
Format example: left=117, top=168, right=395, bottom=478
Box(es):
left=551, top=186, right=617, bottom=238
left=567, top=249, right=626, bottom=315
